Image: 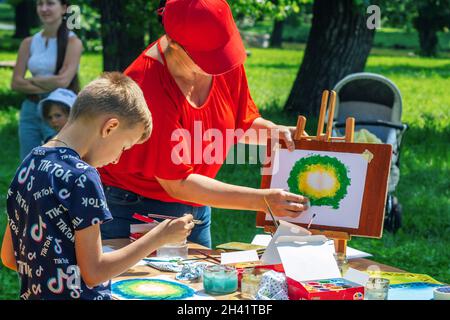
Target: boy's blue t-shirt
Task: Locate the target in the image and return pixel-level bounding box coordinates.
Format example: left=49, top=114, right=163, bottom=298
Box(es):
left=6, top=147, right=113, bottom=300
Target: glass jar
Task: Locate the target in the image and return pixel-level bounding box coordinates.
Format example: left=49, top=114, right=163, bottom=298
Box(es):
left=364, top=277, right=390, bottom=300
left=241, top=268, right=264, bottom=299
left=333, top=252, right=349, bottom=276
left=203, top=265, right=238, bottom=295
left=156, top=241, right=188, bottom=259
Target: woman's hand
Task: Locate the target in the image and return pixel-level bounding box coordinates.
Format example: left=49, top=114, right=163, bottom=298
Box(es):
left=263, top=189, right=309, bottom=218
left=245, top=118, right=308, bottom=150
left=276, top=125, right=296, bottom=152
left=152, top=214, right=195, bottom=245
left=276, top=125, right=310, bottom=152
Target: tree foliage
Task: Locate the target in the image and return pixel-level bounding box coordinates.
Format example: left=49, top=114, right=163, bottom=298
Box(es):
left=231, top=0, right=306, bottom=21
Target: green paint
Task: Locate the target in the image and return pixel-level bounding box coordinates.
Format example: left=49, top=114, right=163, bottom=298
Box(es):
left=287, top=155, right=351, bottom=209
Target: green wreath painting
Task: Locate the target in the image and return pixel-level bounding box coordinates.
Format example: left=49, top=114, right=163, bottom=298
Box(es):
left=287, top=155, right=351, bottom=209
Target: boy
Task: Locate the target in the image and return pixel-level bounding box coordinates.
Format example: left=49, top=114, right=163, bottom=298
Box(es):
left=39, top=88, right=76, bottom=133
left=1, top=72, right=194, bottom=300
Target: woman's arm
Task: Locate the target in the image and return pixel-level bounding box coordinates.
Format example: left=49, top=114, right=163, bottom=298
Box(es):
left=30, top=36, right=83, bottom=91
left=1, top=225, right=17, bottom=271
left=10, top=37, right=48, bottom=94
left=75, top=215, right=194, bottom=288
left=156, top=174, right=308, bottom=218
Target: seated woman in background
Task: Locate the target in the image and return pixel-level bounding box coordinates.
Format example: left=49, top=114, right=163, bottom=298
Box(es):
left=11, top=0, right=82, bottom=160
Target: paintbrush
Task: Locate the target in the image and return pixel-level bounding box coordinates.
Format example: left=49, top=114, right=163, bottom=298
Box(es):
left=191, top=248, right=221, bottom=264
left=307, top=213, right=317, bottom=229
left=144, top=257, right=206, bottom=263
left=263, top=196, right=280, bottom=229
left=145, top=213, right=204, bottom=225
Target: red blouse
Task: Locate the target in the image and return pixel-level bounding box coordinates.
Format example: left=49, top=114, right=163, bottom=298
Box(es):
left=99, top=40, right=260, bottom=206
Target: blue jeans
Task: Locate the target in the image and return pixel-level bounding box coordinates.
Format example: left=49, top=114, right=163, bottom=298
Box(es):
left=101, top=185, right=212, bottom=248
left=19, top=98, right=56, bottom=160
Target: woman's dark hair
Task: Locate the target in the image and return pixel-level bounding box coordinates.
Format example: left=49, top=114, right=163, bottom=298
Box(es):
left=56, top=0, right=80, bottom=93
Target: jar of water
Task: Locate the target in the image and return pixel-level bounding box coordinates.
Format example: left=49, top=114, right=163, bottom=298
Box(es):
left=203, top=265, right=238, bottom=295
left=156, top=241, right=188, bottom=259
left=364, top=277, right=390, bottom=300
left=333, top=252, right=349, bottom=276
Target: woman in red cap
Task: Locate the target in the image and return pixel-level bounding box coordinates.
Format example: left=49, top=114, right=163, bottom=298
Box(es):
left=99, top=0, right=309, bottom=248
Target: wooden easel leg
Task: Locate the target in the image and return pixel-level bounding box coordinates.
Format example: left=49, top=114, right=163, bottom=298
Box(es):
left=294, top=116, right=307, bottom=140
left=317, top=91, right=329, bottom=139
left=334, top=239, right=347, bottom=256
left=325, top=91, right=337, bottom=141
left=345, top=117, right=355, bottom=143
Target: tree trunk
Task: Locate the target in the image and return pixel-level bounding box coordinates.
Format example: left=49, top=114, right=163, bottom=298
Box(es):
left=284, top=0, right=375, bottom=117
left=270, top=19, right=284, bottom=48
left=414, top=5, right=439, bottom=57
left=99, top=0, right=146, bottom=72
left=13, top=0, right=34, bottom=39
left=417, top=27, right=438, bottom=57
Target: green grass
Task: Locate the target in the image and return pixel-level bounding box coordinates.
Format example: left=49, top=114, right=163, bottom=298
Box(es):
left=0, top=42, right=449, bottom=299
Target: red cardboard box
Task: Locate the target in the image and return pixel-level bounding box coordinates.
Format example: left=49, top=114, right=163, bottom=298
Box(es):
left=287, top=277, right=364, bottom=300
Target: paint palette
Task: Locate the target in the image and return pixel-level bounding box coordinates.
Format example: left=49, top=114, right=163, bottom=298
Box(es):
left=287, top=277, right=365, bottom=300
left=302, top=278, right=356, bottom=292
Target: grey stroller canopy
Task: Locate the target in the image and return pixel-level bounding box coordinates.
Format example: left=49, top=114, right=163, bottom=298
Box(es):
left=331, top=72, right=409, bottom=233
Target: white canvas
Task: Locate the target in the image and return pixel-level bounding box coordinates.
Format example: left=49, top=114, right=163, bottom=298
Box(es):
left=267, top=148, right=369, bottom=229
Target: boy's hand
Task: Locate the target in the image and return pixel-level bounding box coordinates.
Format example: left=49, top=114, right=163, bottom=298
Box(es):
left=154, top=214, right=195, bottom=245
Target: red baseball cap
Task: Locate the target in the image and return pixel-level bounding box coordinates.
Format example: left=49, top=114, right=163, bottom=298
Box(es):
left=162, top=0, right=247, bottom=75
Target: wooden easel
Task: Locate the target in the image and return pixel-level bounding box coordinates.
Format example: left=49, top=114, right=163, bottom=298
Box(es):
left=259, top=89, right=391, bottom=253
left=290, top=90, right=355, bottom=255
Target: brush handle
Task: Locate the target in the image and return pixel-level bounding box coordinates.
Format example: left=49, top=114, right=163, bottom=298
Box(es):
left=146, top=213, right=204, bottom=225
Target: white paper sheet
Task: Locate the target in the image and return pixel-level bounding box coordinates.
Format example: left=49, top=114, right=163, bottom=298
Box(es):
left=268, top=149, right=368, bottom=229
left=251, top=234, right=272, bottom=247
left=277, top=242, right=341, bottom=282
left=344, top=268, right=370, bottom=285
left=261, top=220, right=311, bottom=265
left=324, top=240, right=373, bottom=259
left=254, top=234, right=371, bottom=260
left=221, top=250, right=259, bottom=265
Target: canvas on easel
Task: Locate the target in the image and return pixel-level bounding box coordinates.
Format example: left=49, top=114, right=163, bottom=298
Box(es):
left=257, top=90, right=393, bottom=253
left=270, top=147, right=369, bottom=229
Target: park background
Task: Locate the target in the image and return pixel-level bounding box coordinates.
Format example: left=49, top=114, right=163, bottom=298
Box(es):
left=0, top=0, right=448, bottom=300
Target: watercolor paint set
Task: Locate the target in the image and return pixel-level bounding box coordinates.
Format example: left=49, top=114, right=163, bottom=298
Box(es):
left=287, top=277, right=364, bottom=300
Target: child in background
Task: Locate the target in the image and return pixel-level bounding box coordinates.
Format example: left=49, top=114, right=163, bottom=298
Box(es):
left=38, top=88, right=76, bottom=134
left=1, top=72, right=194, bottom=300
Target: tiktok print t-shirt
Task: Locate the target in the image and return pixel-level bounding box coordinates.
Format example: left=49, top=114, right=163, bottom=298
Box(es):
left=6, top=147, right=113, bottom=300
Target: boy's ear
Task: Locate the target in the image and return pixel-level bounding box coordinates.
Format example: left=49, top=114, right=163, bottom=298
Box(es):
left=101, top=118, right=120, bottom=138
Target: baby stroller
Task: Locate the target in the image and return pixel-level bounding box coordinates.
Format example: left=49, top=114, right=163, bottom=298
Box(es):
left=332, top=72, right=408, bottom=233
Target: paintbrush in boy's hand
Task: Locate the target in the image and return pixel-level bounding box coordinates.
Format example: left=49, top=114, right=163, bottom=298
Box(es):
left=141, top=213, right=204, bottom=225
